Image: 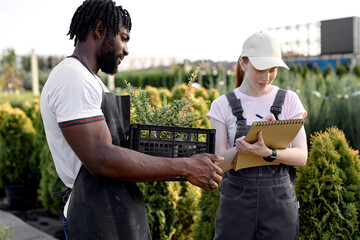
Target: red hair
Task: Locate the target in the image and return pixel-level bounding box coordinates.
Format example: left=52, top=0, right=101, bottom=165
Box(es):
left=235, top=57, right=248, bottom=88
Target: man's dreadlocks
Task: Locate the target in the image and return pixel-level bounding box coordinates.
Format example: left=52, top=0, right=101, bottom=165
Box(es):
left=67, top=0, right=132, bottom=46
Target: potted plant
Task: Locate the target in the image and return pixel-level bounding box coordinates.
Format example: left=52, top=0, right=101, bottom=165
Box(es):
left=125, top=61, right=215, bottom=161
left=0, top=103, right=38, bottom=210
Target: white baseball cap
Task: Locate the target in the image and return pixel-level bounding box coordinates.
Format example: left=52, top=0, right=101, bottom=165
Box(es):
left=240, top=32, right=289, bottom=70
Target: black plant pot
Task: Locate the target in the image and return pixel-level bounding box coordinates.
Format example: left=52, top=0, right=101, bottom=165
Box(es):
left=4, top=184, right=38, bottom=210
left=0, top=187, right=5, bottom=199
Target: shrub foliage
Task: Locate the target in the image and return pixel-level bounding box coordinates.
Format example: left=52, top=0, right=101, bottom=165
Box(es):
left=295, top=127, right=360, bottom=239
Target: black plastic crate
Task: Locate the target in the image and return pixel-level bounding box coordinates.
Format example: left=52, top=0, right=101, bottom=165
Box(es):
left=129, top=124, right=216, bottom=181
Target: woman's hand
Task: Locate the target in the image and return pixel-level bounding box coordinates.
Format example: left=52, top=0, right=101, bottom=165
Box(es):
left=264, top=113, right=276, bottom=121
left=235, top=113, right=275, bottom=157
left=235, top=131, right=272, bottom=158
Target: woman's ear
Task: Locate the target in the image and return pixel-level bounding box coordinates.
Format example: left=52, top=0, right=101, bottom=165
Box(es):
left=94, top=21, right=104, bottom=39
left=239, top=58, right=247, bottom=72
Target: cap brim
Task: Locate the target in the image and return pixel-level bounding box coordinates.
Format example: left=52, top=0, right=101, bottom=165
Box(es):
left=248, top=57, right=289, bottom=70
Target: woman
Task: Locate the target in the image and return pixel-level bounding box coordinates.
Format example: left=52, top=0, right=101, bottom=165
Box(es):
left=207, top=32, right=308, bottom=240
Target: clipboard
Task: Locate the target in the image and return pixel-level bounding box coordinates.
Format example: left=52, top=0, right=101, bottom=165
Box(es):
left=234, top=119, right=304, bottom=171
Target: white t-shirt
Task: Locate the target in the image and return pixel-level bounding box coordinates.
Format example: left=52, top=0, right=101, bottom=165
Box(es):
left=207, top=86, right=307, bottom=148
left=40, top=58, right=109, bottom=215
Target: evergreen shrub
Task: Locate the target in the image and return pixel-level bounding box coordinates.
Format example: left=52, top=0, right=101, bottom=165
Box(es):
left=38, top=144, right=66, bottom=213
left=0, top=104, right=37, bottom=188
left=24, top=99, right=67, bottom=213
left=192, top=188, right=220, bottom=239
left=295, top=127, right=360, bottom=239
left=172, top=181, right=200, bottom=240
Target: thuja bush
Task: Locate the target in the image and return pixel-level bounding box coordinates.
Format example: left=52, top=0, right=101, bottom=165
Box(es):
left=192, top=187, right=220, bottom=239
left=0, top=103, right=37, bottom=188
left=24, top=100, right=67, bottom=213
left=353, top=64, right=360, bottom=78
left=295, top=127, right=360, bottom=239
left=0, top=92, right=36, bottom=108
left=38, top=144, right=66, bottom=213
left=172, top=181, right=201, bottom=240
left=22, top=99, right=42, bottom=185
left=140, top=181, right=176, bottom=240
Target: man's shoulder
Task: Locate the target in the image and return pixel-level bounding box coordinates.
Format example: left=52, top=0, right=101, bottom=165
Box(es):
left=49, top=58, right=84, bottom=78
left=46, top=58, right=96, bottom=90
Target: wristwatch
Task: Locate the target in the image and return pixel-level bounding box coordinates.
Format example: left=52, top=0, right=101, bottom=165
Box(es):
left=263, top=148, right=277, bottom=162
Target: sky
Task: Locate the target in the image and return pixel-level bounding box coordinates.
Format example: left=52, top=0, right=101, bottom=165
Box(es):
left=1, top=0, right=360, bottom=66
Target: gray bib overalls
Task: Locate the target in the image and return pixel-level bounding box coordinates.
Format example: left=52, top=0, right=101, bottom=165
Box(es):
left=213, top=89, right=300, bottom=240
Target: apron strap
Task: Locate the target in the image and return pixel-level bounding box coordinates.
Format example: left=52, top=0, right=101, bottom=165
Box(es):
left=67, top=55, right=106, bottom=92
left=52, top=187, right=72, bottom=204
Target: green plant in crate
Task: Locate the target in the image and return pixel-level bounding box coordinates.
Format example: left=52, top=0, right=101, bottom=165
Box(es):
left=125, top=61, right=207, bottom=129
left=295, top=127, right=360, bottom=239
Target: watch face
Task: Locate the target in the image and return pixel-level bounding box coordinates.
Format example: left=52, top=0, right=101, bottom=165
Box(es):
left=269, top=155, right=276, bottom=161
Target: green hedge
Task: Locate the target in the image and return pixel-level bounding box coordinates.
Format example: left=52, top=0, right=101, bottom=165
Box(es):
left=295, top=127, right=360, bottom=239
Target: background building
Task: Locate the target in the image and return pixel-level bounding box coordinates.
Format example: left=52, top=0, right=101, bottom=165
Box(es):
left=268, top=16, right=360, bottom=71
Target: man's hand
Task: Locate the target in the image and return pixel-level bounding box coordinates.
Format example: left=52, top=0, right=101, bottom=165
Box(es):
left=183, top=153, right=223, bottom=191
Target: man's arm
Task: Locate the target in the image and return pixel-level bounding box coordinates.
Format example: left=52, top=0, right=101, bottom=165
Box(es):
left=61, top=120, right=223, bottom=191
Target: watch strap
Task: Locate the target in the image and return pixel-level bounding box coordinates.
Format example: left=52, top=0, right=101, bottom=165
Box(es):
left=263, top=148, right=277, bottom=162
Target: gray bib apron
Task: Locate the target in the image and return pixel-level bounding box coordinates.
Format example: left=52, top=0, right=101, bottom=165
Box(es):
left=66, top=55, right=151, bottom=240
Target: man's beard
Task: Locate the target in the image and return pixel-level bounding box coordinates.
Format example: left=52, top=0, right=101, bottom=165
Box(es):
left=97, top=37, right=119, bottom=75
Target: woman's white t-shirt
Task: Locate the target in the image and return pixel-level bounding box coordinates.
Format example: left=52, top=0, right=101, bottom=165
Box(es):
left=207, top=86, right=307, bottom=148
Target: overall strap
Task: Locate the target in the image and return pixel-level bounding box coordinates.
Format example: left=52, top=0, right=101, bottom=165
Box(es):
left=270, top=88, right=297, bottom=182
left=270, top=89, right=287, bottom=120
left=225, top=91, right=249, bottom=146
